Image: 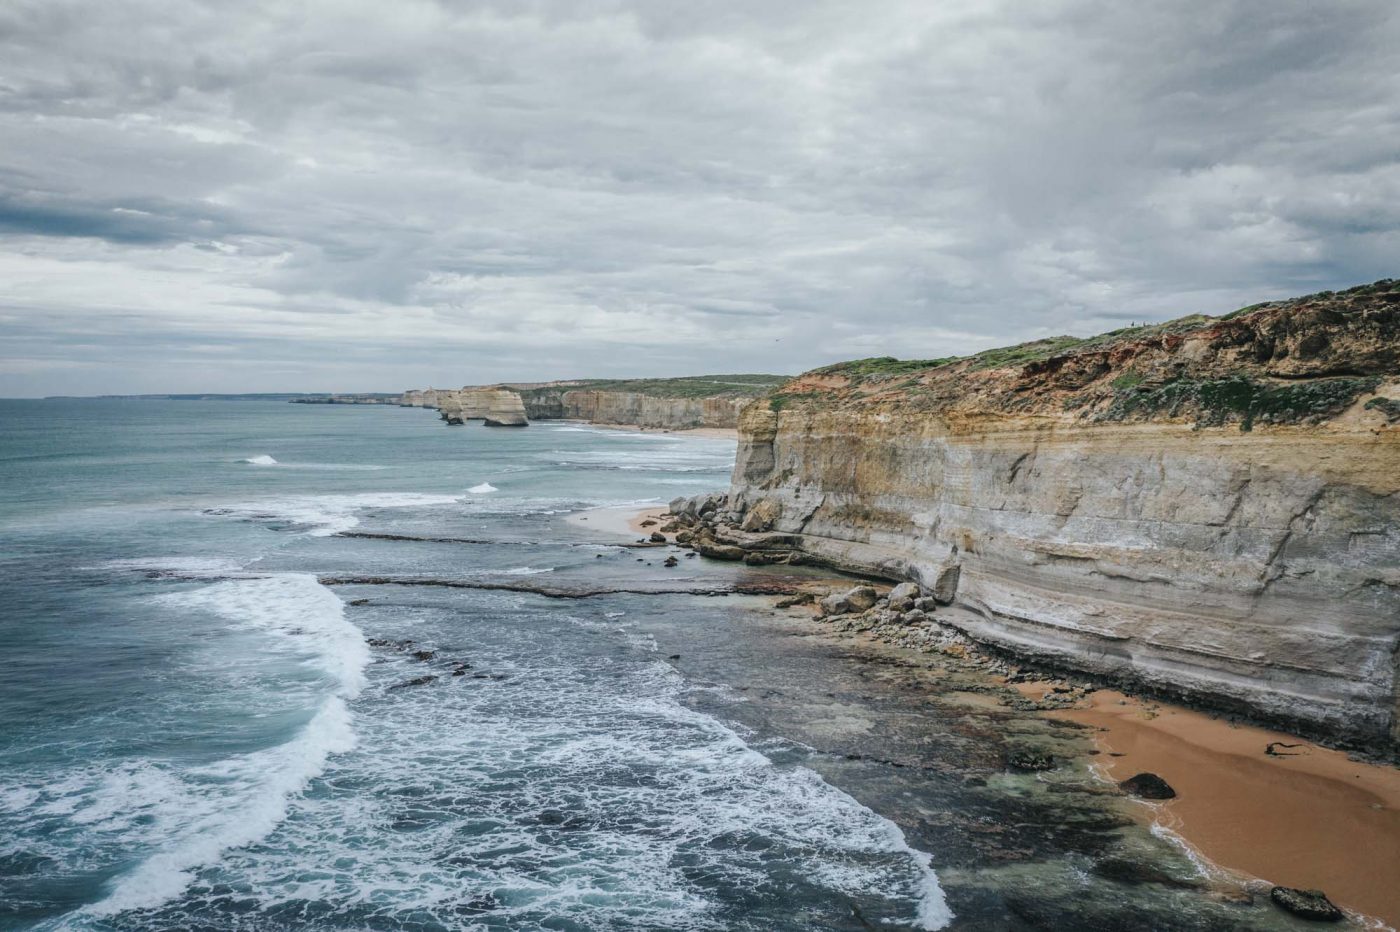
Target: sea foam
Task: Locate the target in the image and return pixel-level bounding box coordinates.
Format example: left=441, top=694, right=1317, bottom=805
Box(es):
left=205, top=492, right=461, bottom=536
left=72, top=574, right=369, bottom=920
left=244, top=454, right=278, bottom=465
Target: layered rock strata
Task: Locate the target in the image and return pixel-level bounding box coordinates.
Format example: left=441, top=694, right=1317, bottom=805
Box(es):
left=522, top=390, right=747, bottom=430
left=672, top=282, right=1400, bottom=750
left=482, top=389, right=528, bottom=427
left=437, top=388, right=505, bottom=424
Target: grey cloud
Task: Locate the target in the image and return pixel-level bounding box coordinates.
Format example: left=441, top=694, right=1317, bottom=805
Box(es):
left=0, top=0, right=1397, bottom=395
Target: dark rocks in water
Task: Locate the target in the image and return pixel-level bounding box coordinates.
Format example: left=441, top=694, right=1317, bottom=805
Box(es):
left=685, top=552, right=697, bottom=558
left=1006, top=747, right=1056, bottom=772
left=368, top=637, right=413, bottom=651
left=696, top=539, right=746, bottom=561
left=1093, top=856, right=1202, bottom=890
left=1269, top=886, right=1344, bottom=922
left=348, top=598, right=371, bottom=606
left=649, top=531, right=667, bottom=543
left=742, top=551, right=787, bottom=566
left=389, top=675, right=437, bottom=690
left=411, top=649, right=436, bottom=662
left=451, top=662, right=471, bottom=676
left=775, top=592, right=815, bottom=608
left=667, top=654, right=681, bottom=660
left=663, top=556, right=679, bottom=567
left=1119, top=772, right=1177, bottom=799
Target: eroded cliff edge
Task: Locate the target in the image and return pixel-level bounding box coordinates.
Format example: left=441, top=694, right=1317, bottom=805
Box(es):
left=518, top=375, right=787, bottom=430
left=696, top=281, right=1400, bottom=749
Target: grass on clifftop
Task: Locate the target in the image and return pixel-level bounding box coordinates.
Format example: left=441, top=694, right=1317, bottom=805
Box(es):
left=521, top=374, right=788, bottom=399
left=1103, top=375, right=1381, bottom=431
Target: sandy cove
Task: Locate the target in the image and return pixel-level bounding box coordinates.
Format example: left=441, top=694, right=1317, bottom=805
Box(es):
left=1041, top=686, right=1400, bottom=927
left=569, top=500, right=1400, bottom=929
left=565, top=422, right=739, bottom=440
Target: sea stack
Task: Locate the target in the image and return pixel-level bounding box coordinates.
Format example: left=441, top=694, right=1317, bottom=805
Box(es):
left=483, top=389, right=529, bottom=427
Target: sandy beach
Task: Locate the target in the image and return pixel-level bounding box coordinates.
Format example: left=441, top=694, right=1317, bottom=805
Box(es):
left=1034, top=686, right=1400, bottom=927
left=582, top=423, right=739, bottom=440
left=563, top=503, right=671, bottom=538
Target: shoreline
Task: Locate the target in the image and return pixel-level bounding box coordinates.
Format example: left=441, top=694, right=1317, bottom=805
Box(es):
left=563, top=503, right=671, bottom=538
left=590, top=501, right=1400, bottom=928
left=1039, top=685, right=1400, bottom=927
left=553, top=420, right=738, bottom=439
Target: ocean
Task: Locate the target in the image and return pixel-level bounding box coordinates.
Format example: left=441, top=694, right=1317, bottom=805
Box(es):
left=0, top=400, right=950, bottom=931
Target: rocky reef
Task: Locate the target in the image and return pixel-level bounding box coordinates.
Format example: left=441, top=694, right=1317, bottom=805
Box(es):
left=669, top=281, right=1400, bottom=751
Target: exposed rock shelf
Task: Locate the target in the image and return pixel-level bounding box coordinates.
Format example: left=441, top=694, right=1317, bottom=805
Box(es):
left=675, top=281, right=1400, bottom=751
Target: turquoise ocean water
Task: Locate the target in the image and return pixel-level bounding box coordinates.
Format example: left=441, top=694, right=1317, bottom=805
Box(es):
left=0, top=400, right=950, bottom=931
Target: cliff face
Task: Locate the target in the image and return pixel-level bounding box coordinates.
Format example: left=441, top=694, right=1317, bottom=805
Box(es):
left=551, top=390, right=747, bottom=429
left=482, top=389, right=528, bottom=426
left=437, top=388, right=509, bottom=424
left=718, top=281, right=1400, bottom=748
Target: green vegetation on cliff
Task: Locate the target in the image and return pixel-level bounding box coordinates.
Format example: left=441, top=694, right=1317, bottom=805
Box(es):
left=769, top=278, right=1400, bottom=430
left=519, top=374, right=787, bottom=402
left=1102, top=375, right=1381, bottom=431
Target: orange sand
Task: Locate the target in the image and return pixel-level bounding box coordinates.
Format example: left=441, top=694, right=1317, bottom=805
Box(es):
left=1041, top=688, right=1400, bottom=926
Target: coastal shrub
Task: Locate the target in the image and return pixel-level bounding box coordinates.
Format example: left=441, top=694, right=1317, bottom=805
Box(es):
left=1364, top=397, right=1400, bottom=422
left=768, top=391, right=826, bottom=412
left=518, top=374, right=788, bottom=401
left=812, top=356, right=960, bottom=380
left=1111, top=370, right=1145, bottom=390
left=1103, top=375, right=1380, bottom=431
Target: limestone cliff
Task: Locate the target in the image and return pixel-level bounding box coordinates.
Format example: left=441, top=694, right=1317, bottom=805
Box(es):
left=518, top=376, right=787, bottom=430
left=550, top=390, right=746, bottom=429
left=437, top=387, right=508, bottom=424
left=699, top=280, right=1400, bottom=749
left=482, top=389, right=528, bottom=427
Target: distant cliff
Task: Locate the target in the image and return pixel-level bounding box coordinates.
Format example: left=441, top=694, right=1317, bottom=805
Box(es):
left=518, top=375, right=787, bottom=430
left=682, top=280, right=1400, bottom=750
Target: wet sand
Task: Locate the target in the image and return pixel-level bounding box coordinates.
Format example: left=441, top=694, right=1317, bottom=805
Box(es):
left=575, top=422, right=739, bottom=439
left=1036, top=686, right=1400, bottom=927
left=564, top=503, right=670, bottom=537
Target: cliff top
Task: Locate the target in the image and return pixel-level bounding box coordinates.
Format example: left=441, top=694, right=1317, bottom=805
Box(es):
left=518, top=374, right=788, bottom=400
left=773, top=279, right=1400, bottom=431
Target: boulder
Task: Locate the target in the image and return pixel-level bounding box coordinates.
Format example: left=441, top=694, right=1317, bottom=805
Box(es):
left=1269, top=887, right=1344, bottom=922
left=696, top=538, right=746, bottom=561
left=740, top=499, right=783, bottom=533
left=649, top=531, right=666, bottom=543
left=932, top=564, right=961, bottom=604
left=888, top=582, right=922, bottom=604
left=675, top=530, right=694, bottom=544
left=844, top=586, right=880, bottom=612
left=901, top=609, right=928, bottom=624
left=1119, top=772, right=1177, bottom=800
left=818, top=593, right=850, bottom=616
left=913, top=596, right=939, bottom=612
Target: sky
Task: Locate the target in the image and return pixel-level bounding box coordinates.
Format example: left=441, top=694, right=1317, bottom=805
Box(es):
left=1, top=0, right=1397, bottom=396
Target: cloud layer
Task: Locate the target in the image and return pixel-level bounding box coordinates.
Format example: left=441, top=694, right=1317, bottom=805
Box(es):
left=2, top=0, right=1397, bottom=394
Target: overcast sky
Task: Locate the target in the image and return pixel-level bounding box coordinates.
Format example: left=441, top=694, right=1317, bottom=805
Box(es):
left=1, top=0, right=1397, bottom=395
